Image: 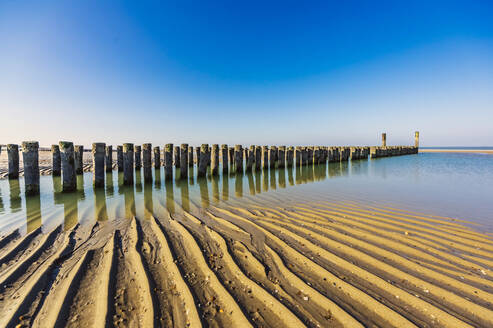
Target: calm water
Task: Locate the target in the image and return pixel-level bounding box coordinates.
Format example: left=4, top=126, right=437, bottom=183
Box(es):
left=1, top=152, right=492, bottom=235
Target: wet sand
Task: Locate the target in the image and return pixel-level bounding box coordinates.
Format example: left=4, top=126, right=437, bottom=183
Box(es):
left=1, top=194, right=492, bottom=327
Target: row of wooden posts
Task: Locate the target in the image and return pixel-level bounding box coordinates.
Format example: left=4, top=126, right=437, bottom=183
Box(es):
left=1, top=133, right=419, bottom=196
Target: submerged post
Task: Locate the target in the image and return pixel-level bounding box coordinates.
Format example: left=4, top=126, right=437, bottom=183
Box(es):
left=143, top=143, right=152, bottom=182
left=117, top=146, right=124, bottom=172
left=180, top=143, right=189, bottom=178
left=7, top=144, right=19, bottom=179
left=52, top=144, right=61, bottom=176
left=134, top=145, right=142, bottom=169
left=154, top=146, right=161, bottom=169
left=211, top=144, right=219, bottom=176
left=22, top=141, right=40, bottom=195
left=92, top=143, right=106, bottom=187
left=74, top=145, right=84, bottom=175
left=382, top=133, right=387, bottom=147
left=415, top=131, right=420, bottom=148
left=105, top=145, right=113, bottom=172
left=221, top=144, right=228, bottom=173
left=198, top=144, right=209, bottom=177
left=123, top=143, right=134, bottom=185
left=164, top=143, right=173, bottom=181
left=60, top=141, right=76, bottom=192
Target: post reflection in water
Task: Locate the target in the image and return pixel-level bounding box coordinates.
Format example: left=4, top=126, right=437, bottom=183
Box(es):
left=247, top=171, right=255, bottom=195
left=123, top=184, right=136, bottom=218
left=262, top=169, right=269, bottom=192
left=165, top=180, right=175, bottom=214
left=144, top=180, right=154, bottom=219
left=188, top=166, right=194, bottom=186
left=155, top=168, right=162, bottom=189
left=106, top=171, right=114, bottom=197
left=279, top=167, right=286, bottom=189
left=222, top=173, right=229, bottom=201
left=288, top=166, right=294, bottom=186
left=211, top=175, right=220, bottom=204
left=94, top=187, right=109, bottom=221
left=54, top=189, right=82, bottom=231
left=9, top=179, right=21, bottom=213
left=117, top=172, right=124, bottom=195
left=270, top=168, right=277, bottom=190
left=25, top=194, right=42, bottom=233
left=295, top=166, right=302, bottom=185
left=235, top=172, right=243, bottom=198
left=53, top=175, right=62, bottom=193
left=198, top=177, right=209, bottom=208
left=178, top=179, right=190, bottom=212
left=135, top=169, right=142, bottom=193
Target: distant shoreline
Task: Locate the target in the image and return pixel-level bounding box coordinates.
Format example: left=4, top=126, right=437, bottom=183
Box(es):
left=420, top=149, right=493, bottom=154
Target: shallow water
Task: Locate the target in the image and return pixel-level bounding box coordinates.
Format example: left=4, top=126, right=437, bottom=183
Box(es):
left=1, top=152, right=492, bottom=235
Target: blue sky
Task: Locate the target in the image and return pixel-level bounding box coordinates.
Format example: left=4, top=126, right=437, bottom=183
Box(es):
left=1, top=0, right=492, bottom=147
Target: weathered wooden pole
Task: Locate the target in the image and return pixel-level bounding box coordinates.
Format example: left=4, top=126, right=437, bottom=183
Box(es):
left=210, top=144, right=219, bottom=176
left=195, top=146, right=201, bottom=166
left=74, top=145, right=84, bottom=175
left=180, top=144, right=189, bottom=179
left=174, top=146, right=181, bottom=169
left=286, top=146, right=293, bottom=167
left=143, top=143, right=152, bottom=182
left=295, top=147, right=302, bottom=166
left=262, top=146, right=269, bottom=169
left=307, top=147, right=313, bottom=165
left=246, top=146, right=255, bottom=171
left=52, top=144, right=61, bottom=176
left=278, top=146, right=286, bottom=168
left=22, top=141, right=40, bottom=195
left=197, top=144, right=209, bottom=177
left=254, top=146, right=261, bottom=170
left=92, top=143, right=106, bottom=187
left=7, top=144, right=19, bottom=179
left=415, top=131, right=420, bottom=148
left=60, top=141, right=76, bottom=192
left=134, top=145, right=142, bottom=169
left=221, top=144, right=229, bottom=173
left=117, top=146, right=124, bottom=172
left=188, top=147, right=194, bottom=167
left=154, top=146, right=161, bottom=169
left=234, top=145, right=243, bottom=173
left=105, top=145, right=113, bottom=172
left=269, top=146, right=276, bottom=168
left=301, top=147, right=308, bottom=166
left=382, top=133, right=387, bottom=147
left=228, top=147, right=235, bottom=169
left=164, top=143, right=173, bottom=181
left=123, top=143, right=134, bottom=185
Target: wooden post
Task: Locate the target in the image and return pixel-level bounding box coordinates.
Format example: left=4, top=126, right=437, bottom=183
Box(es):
left=307, top=147, right=313, bottom=165
left=22, top=141, right=40, bottom=195
left=74, top=145, right=84, bottom=175
left=286, top=146, right=293, bottom=167
left=105, top=145, right=113, bottom=172
left=234, top=145, right=243, bottom=173
left=164, top=144, right=173, bottom=181
left=188, top=147, right=194, bottom=167
left=246, top=145, right=255, bottom=171
left=301, top=147, right=308, bottom=166
left=255, top=146, right=261, bottom=170
left=123, top=143, right=134, bottom=185
left=262, top=146, right=269, bottom=169
left=60, top=141, right=77, bottom=191
left=195, top=146, right=201, bottom=166
left=174, top=146, right=181, bottom=169
left=143, top=143, right=152, bottom=182
left=382, top=133, right=387, bottom=147
left=134, top=145, right=142, bottom=169
left=295, top=146, right=302, bottom=166
left=52, top=145, right=61, bottom=176
left=7, top=144, right=19, bottom=179
left=211, top=144, right=219, bottom=176
left=228, top=147, right=235, bottom=169
left=180, top=144, right=189, bottom=179
left=221, top=144, right=228, bottom=173
left=154, top=146, right=161, bottom=169
left=117, top=145, right=124, bottom=172
left=269, top=146, right=276, bottom=168
left=197, top=144, right=208, bottom=177
left=92, top=143, right=106, bottom=187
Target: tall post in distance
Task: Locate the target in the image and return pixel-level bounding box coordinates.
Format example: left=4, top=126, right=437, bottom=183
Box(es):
left=134, top=145, right=142, bottom=169
left=211, top=144, right=219, bottom=176
left=382, top=133, right=387, bottom=147
left=92, top=143, right=106, bottom=188
left=143, top=143, right=152, bottom=182
left=7, top=144, right=19, bottom=179
left=154, top=146, right=161, bottom=169
left=197, top=144, right=209, bottom=178
left=180, top=144, right=189, bottom=179
left=221, top=144, right=228, bottom=173
left=415, top=131, right=420, bottom=148
left=164, top=143, right=173, bottom=181
left=105, top=145, right=113, bottom=172
left=22, top=141, right=40, bottom=195
left=117, top=146, right=124, bottom=172
left=60, top=141, right=76, bottom=192
left=52, top=144, right=61, bottom=176
left=74, top=145, right=84, bottom=175
left=123, top=143, right=134, bottom=185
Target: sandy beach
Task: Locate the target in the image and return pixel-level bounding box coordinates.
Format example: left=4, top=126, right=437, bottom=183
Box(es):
left=1, top=194, right=492, bottom=327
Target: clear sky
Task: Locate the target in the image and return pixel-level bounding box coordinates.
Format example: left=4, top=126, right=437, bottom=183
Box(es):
left=1, top=0, right=492, bottom=147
